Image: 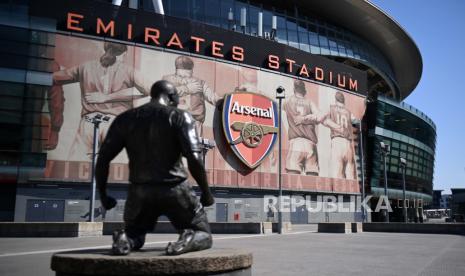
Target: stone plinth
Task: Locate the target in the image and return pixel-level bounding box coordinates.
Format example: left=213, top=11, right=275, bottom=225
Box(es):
left=51, top=248, right=253, bottom=276
left=318, top=222, right=352, bottom=233
left=103, top=222, right=265, bottom=235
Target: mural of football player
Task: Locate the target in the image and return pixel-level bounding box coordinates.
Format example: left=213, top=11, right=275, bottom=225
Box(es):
left=44, top=64, right=65, bottom=151
left=322, top=91, right=357, bottom=179
left=283, top=80, right=321, bottom=175
left=52, top=42, right=149, bottom=161
left=162, top=56, right=220, bottom=137
left=237, top=68, right=258, bottom=92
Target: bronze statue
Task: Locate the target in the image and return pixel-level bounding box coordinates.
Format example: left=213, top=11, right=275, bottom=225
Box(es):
left=95, top=80, right=214, bottom=256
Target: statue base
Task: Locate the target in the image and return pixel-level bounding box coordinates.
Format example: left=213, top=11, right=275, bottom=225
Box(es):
left=51, top=248, right=252, bottom=276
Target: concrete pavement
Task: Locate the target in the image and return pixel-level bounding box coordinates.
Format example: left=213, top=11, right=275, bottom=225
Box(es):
left=0, top=225, right=464, bottom=276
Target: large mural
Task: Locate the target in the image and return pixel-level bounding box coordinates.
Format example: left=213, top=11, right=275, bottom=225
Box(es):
left=39, top=35, right=366, bottom=193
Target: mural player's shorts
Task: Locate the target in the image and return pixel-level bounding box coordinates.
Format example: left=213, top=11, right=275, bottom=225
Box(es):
left=286, top=137, right=319, bottom=175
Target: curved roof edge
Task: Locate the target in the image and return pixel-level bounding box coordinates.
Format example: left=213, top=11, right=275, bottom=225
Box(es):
left=297, top=0, right=422, bottom=100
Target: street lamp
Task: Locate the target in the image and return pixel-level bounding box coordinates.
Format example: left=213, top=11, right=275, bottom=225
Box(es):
left=352, top=119, right=366, bottom=222
left=400, top=157, right=407, bottom=223
left=380, top=141, right=390, bottom=223
left=85, top=113, right=111, bottom=222
left=199, top=138, right=216, bottom=167
left=276, top=86, right=285, bottom=234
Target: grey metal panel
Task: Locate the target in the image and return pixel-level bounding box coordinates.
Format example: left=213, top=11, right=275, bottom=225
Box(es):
left=25, top=199, right=45, bottom=221
left=64, top=200, right=89, bottom=222
left=291, top=205, right=308, bottom=224
left=216, top=203, right=228, bottom=222
left=25, top=199, right=64, bottom=221
left=44, top=200, right=65, bottom=221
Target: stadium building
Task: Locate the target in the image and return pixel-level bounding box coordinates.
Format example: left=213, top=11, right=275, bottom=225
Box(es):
left=0, top=0, right=435, bottom=223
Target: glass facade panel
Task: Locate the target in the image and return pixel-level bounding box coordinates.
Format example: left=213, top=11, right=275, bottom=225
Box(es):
left=170, top=0, right=190, bottom=18
left=368, top=95, right=436, bottom=197
left=158, top=0, right=395, bottom=88
left=234, top=1, right=248, bottom=32
left=376, top=98, right=436, bottom=149
left=248, top=4, right=260, bottom=35
left=318, top=34, right=330, bottom=55
left=204, top=0, right=221, bottom=26
left=275, top=15, right=287, bottom=44
left=220, top=0, right=235, bottom=29
left=192, top=0, right=206, bottom=22
left=261, top=7, right=272, bottom=33
left=286, top=18, right=299, bottom=49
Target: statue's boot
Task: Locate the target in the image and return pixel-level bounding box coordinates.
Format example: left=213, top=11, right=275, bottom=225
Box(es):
left=165, top=229, right=212, bottom=255
left=112, top=230, right=131, bottom=255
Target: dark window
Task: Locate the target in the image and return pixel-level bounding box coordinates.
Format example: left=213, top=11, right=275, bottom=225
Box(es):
left=204, top=0, right=221, bottom=26
left=220, top=0, right=234, bottom=29
left=192, top=0, right=205, bottom=22
left=276, top=15, right=287, bottom=44
left=286, top=18, right=299, bottom=49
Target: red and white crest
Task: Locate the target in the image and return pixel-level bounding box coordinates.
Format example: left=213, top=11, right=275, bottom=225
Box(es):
left=222, top=92, right=278, bottom=168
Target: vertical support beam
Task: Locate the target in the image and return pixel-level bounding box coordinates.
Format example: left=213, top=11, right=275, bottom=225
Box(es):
left=152, top=0, right=165, bottom=15
left=89, top=121, right=100, bottom=222
left=402, top=165, right=407, bottom=222
left=258, top=12, right=263, bottom=37
left=358, top=122, right=366, bottom=222
left=278, top=97, right=283, bottom=234
left=383, top=153, right=389, bottom=223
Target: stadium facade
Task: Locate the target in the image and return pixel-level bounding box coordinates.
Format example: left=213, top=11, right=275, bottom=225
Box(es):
left=0, top=0, right=435, bottom=223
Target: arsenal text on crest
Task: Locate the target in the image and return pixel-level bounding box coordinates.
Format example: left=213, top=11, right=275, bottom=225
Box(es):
left=230, top=101, right=273, bottom=119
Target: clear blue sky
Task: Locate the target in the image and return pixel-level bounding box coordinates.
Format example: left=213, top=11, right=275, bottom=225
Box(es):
left=370, top=0, right=465, bottom=194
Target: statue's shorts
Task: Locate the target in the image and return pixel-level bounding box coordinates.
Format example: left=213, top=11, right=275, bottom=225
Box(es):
left=123, top=180, right=211, bottom=250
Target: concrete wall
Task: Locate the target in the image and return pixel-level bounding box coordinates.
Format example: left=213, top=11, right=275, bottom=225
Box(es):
left=363, top=223, right=465, bottom=235
left=14, top=184, right=364, bottom=223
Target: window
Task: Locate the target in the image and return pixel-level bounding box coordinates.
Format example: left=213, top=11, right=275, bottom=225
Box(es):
left=171, top=0, right=190, bottom=18
left=298, top=21, right=310, bottom=52
left=275, top=15, right=287, bottom=44
left=220, top=0, right=234, bottom=29
left=286, top=18, right=299, bottom=49
left=309, top=31, right=320, bottom=54
left=191, top=0, right=205, bottom=22
left=337, top=40, right=347, bottom=56
left=328, top=39, right=338, bottom=55
left=248, top=5, right=260, bottom=35
left=235, top=1, right=249, bottom=33
left=204, top=0, right=220, bottom=26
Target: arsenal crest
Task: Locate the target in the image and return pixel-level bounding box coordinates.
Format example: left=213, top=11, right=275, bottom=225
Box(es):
left=222, top=92, right=278, bottom=168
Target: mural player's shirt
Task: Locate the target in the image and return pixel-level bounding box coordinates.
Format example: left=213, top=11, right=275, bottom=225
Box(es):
left=162, top=69, right=218, bottom=123
left=329, top=104, right=352, bottom=139
left=48, top=61, right=65, bottom=131
left=53, top=60, right=135, bottom=116
left=284, top=94, right=318, bottom=143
